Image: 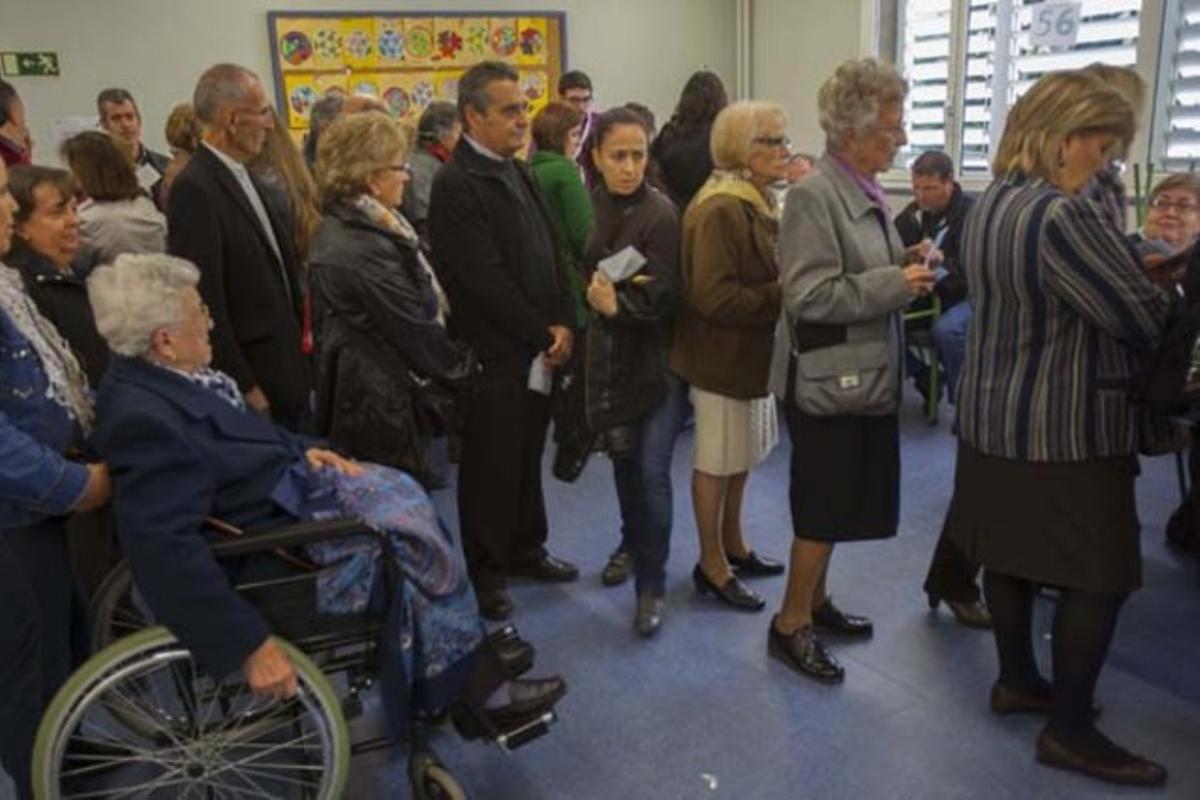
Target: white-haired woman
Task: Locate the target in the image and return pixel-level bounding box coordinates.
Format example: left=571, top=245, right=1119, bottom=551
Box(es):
left=669, top=100, right=789, bottom=614
left=86, top=253, right=564, bottom=742
left=768, top=59, right=935, bottom=683
left=943, top=71, right=1168, bottom=785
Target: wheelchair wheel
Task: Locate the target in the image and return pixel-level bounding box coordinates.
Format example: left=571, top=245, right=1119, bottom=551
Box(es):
left=32, top=626, right=350, bottom=799
left=89, top=564, right=150, bottom=652
left=409, top=751, right=466, bottom=800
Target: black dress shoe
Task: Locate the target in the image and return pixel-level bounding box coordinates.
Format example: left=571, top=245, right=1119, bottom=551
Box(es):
left=478, top=587, right=513, bottom=621
left=1036, top=728, right=1167, bottom=786
left=602, top=550, right=634, bottom=587
left=768, top=622, right=845, bottom=683
left=492, top=635, right=535, bottom=678
left=634, top=594, right=664, bottom=637
left=927, top=593, right=992, bottom=628
left=990, top=681, right=1102, bottom=720
left=484, top=676, right=568, bottom=729
left=726, top=550, right=785, bottom=577
left=692, top=565, right=765, bottom=611
left=509, top=553, right=580, bottom=583
left=812, top=598, right=873, bottom=637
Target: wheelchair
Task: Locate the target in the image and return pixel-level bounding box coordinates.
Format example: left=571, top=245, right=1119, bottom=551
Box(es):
left=32, top=517, right=557, bottom=799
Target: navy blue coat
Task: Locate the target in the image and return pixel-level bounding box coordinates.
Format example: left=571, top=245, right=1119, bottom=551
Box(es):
left=92, top=356, right=312, bottom=677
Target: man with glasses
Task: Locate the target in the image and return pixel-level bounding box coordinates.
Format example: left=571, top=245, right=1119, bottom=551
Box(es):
left=429, top=60, right=579, bottom=621
left=166, top=63, right=311, bottom=429
left=557, top=69, right=600, bottom=184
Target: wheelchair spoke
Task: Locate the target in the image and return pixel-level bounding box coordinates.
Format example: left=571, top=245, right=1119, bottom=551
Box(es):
left=208, top=758, right=287, bottom=799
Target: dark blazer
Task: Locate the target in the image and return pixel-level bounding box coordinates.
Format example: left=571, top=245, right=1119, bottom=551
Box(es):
left=309, top=204, right=475, bottom=484
left=8, top=244, right=109, bottom=385
left=427, top=140, right=573, bottom=373
left=92, top=356, right=311, bottom=677
left=167, top=145, right=311, bottom=422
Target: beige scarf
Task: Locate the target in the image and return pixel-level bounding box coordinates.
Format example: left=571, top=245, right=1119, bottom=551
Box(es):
left=688, top=169, right=779, bottom=220
left=353, top=195, right=450, bottom=326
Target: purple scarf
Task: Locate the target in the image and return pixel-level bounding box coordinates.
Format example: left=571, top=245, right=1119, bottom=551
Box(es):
left=830, top=150, right=891, bottom=215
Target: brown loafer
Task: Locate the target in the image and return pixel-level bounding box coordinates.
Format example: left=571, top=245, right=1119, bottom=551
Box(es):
left=1036, top=728, right=1167, bottom=787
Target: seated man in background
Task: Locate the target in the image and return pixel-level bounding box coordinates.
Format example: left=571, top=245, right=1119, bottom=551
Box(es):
left=894, top=150, right=974, bottom=402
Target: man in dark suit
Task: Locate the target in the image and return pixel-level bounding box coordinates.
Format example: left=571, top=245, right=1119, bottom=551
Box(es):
left=167, top=63, right=311, bottom=428
left=428, top=61, right=579, bottom=620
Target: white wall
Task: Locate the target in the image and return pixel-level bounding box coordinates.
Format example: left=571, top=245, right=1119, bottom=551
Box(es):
left=0, top=0, right=737, bottom=160
left=750, top=0, right=867, bottom=157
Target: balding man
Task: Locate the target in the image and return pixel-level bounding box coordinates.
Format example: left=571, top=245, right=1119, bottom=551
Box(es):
left=167, top=63, right=311, bottom=427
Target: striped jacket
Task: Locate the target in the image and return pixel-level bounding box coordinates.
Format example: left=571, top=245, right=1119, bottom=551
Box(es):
left=957, top=174, right=1171, bottom=462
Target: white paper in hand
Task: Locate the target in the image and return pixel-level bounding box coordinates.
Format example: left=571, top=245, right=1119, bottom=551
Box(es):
left=135, top=163, right=162, bottom=191
left=597, top=245, right=647, bottom=283
left=527, top=352, right=552, bottom=395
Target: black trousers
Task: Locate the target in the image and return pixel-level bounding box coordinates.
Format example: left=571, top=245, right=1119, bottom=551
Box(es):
left=0, top=519, right=77, bottom=799
left=923, top=516, right=982, bottom=603
left=457, top=369, right=552, bottom=590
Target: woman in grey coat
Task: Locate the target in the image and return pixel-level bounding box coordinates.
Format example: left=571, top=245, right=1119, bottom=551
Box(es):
left=768, top=59, right=934, bottom=683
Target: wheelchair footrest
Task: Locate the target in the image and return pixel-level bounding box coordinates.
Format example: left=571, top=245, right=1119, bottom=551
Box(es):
left=494, top=710, right=557, bottom=752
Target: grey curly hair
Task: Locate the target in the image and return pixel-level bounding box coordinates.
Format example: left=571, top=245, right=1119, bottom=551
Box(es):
left=88, top=253, right=201, bottom=357
left=817, top=58, right=908, bottom=151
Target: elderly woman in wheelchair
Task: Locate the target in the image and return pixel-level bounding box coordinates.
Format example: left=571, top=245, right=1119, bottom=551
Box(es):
left=30, top=252, right=564, bottom=799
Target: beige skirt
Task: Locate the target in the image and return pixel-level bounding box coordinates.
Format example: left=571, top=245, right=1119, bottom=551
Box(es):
left=690, top=387, right=778, bottom=476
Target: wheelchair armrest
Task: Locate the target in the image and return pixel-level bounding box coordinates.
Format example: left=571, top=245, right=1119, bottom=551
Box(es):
left=209, top=517, right=373, bottom=560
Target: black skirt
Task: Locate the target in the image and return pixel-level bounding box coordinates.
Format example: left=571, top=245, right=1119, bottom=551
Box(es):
left=944, top=443, right=1141, bottom=593
left=786, top=407, right=899, bottom=542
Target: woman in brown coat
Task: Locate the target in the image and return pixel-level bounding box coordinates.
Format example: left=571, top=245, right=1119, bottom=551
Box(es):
left=670, top=101, right=789, bottom=611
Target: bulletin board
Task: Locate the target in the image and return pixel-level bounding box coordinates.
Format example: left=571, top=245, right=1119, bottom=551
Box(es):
left=267, top=11, right=566, bottom=138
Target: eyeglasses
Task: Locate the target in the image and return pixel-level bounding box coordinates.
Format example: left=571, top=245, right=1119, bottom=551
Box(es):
left=753, top=135, right=791, bottom=150
left=1149, top=197, right=1199, bottom=213
left=387, top=163, right=412, bottom=175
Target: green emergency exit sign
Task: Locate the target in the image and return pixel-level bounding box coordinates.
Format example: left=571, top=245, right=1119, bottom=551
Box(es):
left=1, top=52, right=60, bottom=77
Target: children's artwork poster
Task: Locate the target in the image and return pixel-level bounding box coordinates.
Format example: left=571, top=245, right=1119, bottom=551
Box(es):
left=269, top=11, right=566, bottom=137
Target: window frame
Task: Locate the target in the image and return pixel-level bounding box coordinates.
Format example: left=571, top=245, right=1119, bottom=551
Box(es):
left=871, top=0, right=1170, bottom=191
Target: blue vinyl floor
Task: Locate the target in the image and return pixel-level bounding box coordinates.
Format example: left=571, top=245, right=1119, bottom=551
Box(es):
left=5, top=391, right=1198, bottom=799
left=348, top=393, right=1200, bottom=799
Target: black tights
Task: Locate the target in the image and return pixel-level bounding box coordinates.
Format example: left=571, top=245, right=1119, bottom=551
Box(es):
left=983, top=570, right=1126, bottom=748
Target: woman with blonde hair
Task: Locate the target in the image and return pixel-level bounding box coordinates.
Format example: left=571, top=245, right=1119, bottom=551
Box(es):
left=769, top=58, right=934, bottom=683
left=670, top=100, right=789, bottom=613
left=308, top=110, right=474, bottom=486
left=943, top=70, right=1169, bottom=785
left=158, top=102, right=200, bottom=209
left=1079, top=63, right=1145, bottom=232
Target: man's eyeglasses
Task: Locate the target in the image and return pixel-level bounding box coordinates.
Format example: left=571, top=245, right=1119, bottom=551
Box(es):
left=1149, top=197, right=1199, bottom=213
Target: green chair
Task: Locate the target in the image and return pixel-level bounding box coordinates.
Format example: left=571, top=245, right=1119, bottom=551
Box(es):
left=903, top=294, right=942, bottom=425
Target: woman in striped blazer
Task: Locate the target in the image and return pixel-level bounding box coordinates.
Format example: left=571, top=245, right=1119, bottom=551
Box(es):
left=944, top=71, right=1171, bottom=786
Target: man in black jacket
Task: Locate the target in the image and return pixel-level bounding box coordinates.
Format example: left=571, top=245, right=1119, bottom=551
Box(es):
left=428, top=61, right=578, bottom=620
left=168, top=63, right=311, bottom=429
left=96, top=88, right=170, bottom=202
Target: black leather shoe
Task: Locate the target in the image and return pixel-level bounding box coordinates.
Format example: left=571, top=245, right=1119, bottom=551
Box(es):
left=726, top=550, right=785, bottom=577
left=692, top=565, right=765, bottom=611
left=927, top=593, right=992, bottom=628
left=492, top=634, right=535, bottom=678
left=990, top=681, right=1102, bottom=720
left=812, top=598, right=873, bottom=637
left=634, top=594, right=664, bottom=637
left=768, top=622, right=845, bottom=683
left=1036, top=728, right=1167, bottom=787
left=484, top=676, right=568, bottom=730
left=602, top=550, right=634, bottom=587
left=478, top=587, right=513, bottom=621
left=509, top=553, right=580, bottom=583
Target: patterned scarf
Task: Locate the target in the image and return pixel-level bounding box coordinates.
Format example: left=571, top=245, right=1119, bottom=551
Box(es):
left=0, top=263, right=94, bottom=433
left=157, top=362, right=246, bottom=411
left=353, top=195, right=449, bottom=325
left=688, top=169, right=780, bottom=221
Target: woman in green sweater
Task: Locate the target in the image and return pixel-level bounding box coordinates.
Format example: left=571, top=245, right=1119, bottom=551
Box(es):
left=530, top=102, right=592, bottom=329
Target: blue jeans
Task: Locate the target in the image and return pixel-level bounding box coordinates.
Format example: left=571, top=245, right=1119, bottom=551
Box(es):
left=933, top=301, right=972, bottom=404
left=612, top=372, right=690, bottom=597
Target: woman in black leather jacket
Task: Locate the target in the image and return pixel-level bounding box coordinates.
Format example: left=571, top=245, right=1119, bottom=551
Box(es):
left=583, top=108, right=684, bottom=636
left=309, top=111, right=475, bottom=488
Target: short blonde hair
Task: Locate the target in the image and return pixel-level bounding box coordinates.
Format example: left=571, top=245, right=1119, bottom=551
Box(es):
left=710, top=101, right=788, bottom=170
left=88, top=253, right=200, bottom=357
left=315, top=110, right=408, bottom=203
left=991, top=71, right=1135, bottom=180
left=165, top=103, right=200, bottom=153
left=818, top=58, right=907, bottom=151
left=1080, top=63, right=1145, bottom=126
